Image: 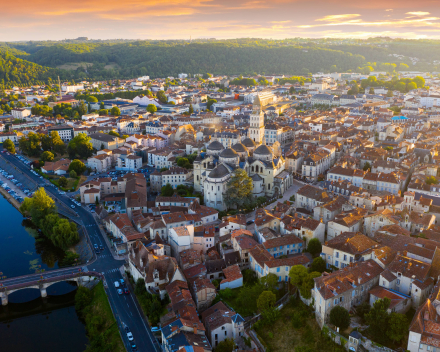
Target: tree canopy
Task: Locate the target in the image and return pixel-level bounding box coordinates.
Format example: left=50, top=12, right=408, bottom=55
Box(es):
left=67, top=134, right=93, bottom=159
left=224, top=168, right=253, bottom=209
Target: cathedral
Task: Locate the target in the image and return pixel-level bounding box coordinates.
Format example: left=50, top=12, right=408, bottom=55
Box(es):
left=193, top=96, right=293, bottom=211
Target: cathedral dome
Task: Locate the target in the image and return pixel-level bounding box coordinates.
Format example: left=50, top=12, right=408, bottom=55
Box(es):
left=254, top=144, right=272, bottom=156
left=232, top=143, right=248, bottom=153
left=220, top=148, right=238, bottom=158
left=208, top=164, right=230, bottom=179
left=242, top=138, right=257, bottom=148
left=207, top=140, right=224, bottom=151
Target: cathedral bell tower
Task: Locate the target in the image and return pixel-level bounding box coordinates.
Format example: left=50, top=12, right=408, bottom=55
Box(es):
left=249, top=95, right=265, bottom=145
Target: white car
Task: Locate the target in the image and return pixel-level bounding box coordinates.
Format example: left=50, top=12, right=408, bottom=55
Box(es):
left=114, top=281, right=120, bottom=288
left=126, top=332, right=134, bottom=341
left=71, top=205, right=75, bottom=209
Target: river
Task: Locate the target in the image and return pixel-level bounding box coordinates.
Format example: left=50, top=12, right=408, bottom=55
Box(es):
left=0, top=195, right=89, bottom=351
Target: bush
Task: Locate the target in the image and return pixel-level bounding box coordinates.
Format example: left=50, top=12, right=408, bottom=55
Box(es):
left=58, top=176, right=68, bottom=187
left=69, top=170, right=77, bottom=178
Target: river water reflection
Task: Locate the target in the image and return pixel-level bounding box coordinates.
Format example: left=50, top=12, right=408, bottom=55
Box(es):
left=0, top=195, right=88, bottom=351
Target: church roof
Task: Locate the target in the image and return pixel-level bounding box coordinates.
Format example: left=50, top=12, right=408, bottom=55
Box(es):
left=232, top=142, right=248, bottom=153
left=220, top=148, right=238, bottom=158
left=242, top=138, right=257, bottom=148
left=254, top=144, right=272, bottom=156
left=208, top=164, right=230, bottom=179
left=254, top=95, right=261, bottom=106
left=207, top=140, right=224, bottom=151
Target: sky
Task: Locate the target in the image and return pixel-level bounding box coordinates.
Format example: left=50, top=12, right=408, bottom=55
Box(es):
left=2, top=0, right=440, bottom=41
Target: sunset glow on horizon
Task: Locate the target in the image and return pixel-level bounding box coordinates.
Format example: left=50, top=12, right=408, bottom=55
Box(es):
left=2, top=0, right=440, bottom=41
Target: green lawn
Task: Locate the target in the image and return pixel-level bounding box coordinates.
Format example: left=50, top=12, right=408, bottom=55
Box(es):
left=86, top=282, right=125, bottom=352
left=254, top=297, right=346, bottom=352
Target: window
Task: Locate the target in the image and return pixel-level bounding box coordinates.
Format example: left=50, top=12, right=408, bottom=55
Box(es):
left=335, top=252, right=339, bottom=258
left=397, top=279, right=401, bottom=285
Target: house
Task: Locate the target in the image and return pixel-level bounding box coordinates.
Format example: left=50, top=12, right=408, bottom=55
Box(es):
left=249, top=244, right=311, bottom=280
left=128, top=240, right=185, bottom=298
left=201, top=302, right=245, bottom=348
left=263, top=235, right=304, bottom=257
left=168, top=225, right=195, bottom=261
left=219, top=264, right=243, bottom=290
left=380, top=255, right=433, bottom=308
left=41, top=159, right=71, bottom=175
left=313, top=259, right=383, bottom=327
left=368, top=286, right=411, bottom=314
left=150, top=167, right=193, bottom=193
left=89, top=133, right=125, bottom=150
left=407, top=283, right=440, bottom=352
left=295, top=185, right=331, bottom=212
left=321, top=232, right=379, bottom=270
left=87, top=152, right=112, bottom=173
left=191, top=278, right=216, bottom=312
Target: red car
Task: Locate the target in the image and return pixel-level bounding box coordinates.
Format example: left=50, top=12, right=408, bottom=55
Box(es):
left=124, top=287, right=130, bottom=294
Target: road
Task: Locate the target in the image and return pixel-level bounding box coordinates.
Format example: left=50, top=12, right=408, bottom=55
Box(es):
left=0, top=151, right=158, bottom=352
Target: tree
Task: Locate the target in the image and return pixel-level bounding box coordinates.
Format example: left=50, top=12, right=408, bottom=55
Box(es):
left=207, top=98, right=217, bottom=111
left=20, top=188, right=56, bottom=228
left=306, top=238, right=322, bottom=257
left=69, top=170, right=77, bottom=178
left=121, top=134, right=129, bottom=139
left=161, top=183, right=174, bottom=197
left=98, top=109, right=108, bottom=116
left=75, top=286, right=92, bottom=312
left=215, top=338, right=235, bottom=352
left=3, top=139, right=15, bottom=154
left=347, top=83, right=359, bottom=95
left=108, top=131, right=120, bottom=137
left=110, top=106, right=121, bottom=116
left=156, top=90, right=168, bottom=104
left=260, top=273, right=278, bottom=292
left=309, top=257, right=326, bottom=273
left=257, top=290, right=276, bottom=312
left=188, top=103, right=194, bottom=114
left=41, top=151, right=54, bottom=162
left=86, top=96, right=98, bottom=103
left=289, top=265, right=308, bottom=286
left=176, top=157, right=191, bottom=169
left=365, top=298, right=391, bottom=343
left=363, top=162, right=371, bottom=171
left=69, top=159, right=86, bottom=175
left=51, top=218, right=79, bottom=250
left=147, top=104, right=157, bottom=114
left=224, top=168, right=253, bottom=209
left=329, top=306, right=350, bottom=330
left=68, top=134, right=93, bottom=159
left=58, top=176, right=68, bottom=187
left=300, top=271, right=321, bottom=299
left=369, top=87, right=375, bottom=94
left=407, top=82, right=417, bottom=91
left=426, top=176, right=439, bottom=185
left=413, top=76, right=425, bottom=88
left=257, top=290, right=279, bottom=324
left=387, top=312, right=408, bottom=343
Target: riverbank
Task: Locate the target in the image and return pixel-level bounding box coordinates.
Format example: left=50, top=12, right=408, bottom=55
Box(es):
left=76, top=282, right=124, bottom=352
left=0, top=184, right=21, bottom=211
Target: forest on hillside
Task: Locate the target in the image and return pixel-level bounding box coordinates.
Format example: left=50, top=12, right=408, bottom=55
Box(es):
left=1, top=38, right=440, bottom=87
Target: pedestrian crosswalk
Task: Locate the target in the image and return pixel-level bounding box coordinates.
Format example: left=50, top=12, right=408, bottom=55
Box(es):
left=106, top=268, right=119, bottom=274
left=98, top=253, right=112, bottom=258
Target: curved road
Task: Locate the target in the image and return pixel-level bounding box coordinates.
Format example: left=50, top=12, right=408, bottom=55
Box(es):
left=0, top=152, right=158, bottom=352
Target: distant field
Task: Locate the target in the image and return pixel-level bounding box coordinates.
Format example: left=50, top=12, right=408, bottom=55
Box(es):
left=104, top=63, right=119, bottom=70
left=57, top=62, right=93, bottom=70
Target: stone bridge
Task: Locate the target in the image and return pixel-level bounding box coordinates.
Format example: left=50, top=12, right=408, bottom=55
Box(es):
left=0, top=267, right=103, bottom=305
